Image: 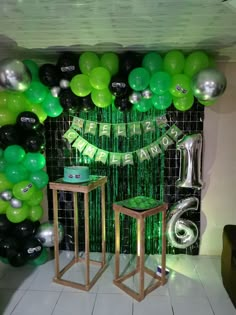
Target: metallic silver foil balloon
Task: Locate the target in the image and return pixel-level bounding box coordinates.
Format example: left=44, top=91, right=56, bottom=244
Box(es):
left=129, top=91, right=142, bottom=104
left=51, top=86, right=61, bottom=97
left=176, top=133, right=203, bottom=189
left=59, top=79, right=70, bottom=89
left=166, top=197, right=199, bottom=249
left=191, top=68, right=227, bottom=101
left=10, top=198, right=22, bottom=208
left=142, top=89, right=153, bottom=99
left=0, top=58, right=32, bottom=91
left=35, top=221, right=64, bottom=247
left=0, top=190, right=13, bottom=201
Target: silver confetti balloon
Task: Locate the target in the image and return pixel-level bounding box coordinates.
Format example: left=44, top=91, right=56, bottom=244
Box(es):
left=0, top=190, right=13, bottom=201
left=59, top=79, right=70, bottom=89
left=51, top=86, right=61, bottom=98
left=129, top=91, right=142, bottom=104
left=191, top=68, right=227, bottom=101
left=10, top=198, right=22, bottom=208
left=176, top=133, right=203, bottom=189
left=35, top=221, right=64, bottom=247
left=166, top=197, right=199, bottom=249
left=0, top=58, right=32, bottom=91
left=142, top=89, right=153, bottom=99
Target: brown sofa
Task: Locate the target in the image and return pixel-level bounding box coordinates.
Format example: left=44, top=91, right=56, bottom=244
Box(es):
left=221, top=225, right=236, bottom=308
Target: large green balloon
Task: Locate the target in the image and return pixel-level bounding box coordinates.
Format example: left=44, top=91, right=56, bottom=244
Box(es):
left=70, top=74, right=92, bottom=97
left=7, top=93, right=29, bottom=115
left=24, top=81, right=48, bottom=104
left=25, top=102, right=47, bottom=123
left=0, top=108, right=17, bottom=126
left=0, top=173, right=14, bottom=191
left=184, top=51, right=209, bottom=77
left=142, top=52, right=163, bottom=74
left=135, top=98, right=152, bottom=112
left=163, top=50, right=185, bottom=75
left=29, top=170, right=49, bottom=189
left=13, top=181, right=36, bottom=201
left=0, top=198, right=9, bottom=214
left=89, top=67, right=111, bottom=90
left=4, top=145, right=25, bottom=164
left=150, top=72, right=171, bottom=95
left=169, top=74, right=191, bottom=98
left=100, top=52, right=119, bottom=76
left=91, top=88, right=112, bottom=108
left=0, top=91, right=9, bottom=107
left=23, top=152, right=46, bottom=172
left=173, top=93, right=194, bottom=111
left=79, top=52, right=100, bottom=75
left=5, top=164, right=29, bottom=183
left=128, top=67, right=150, bottom=91
left=0, top=157, right=7, bottom=172
left=42, top=93, right=63, bottom=117
left=28, top=204, right=43, bottom=222
left=26, top=189, right=43, bottom=206
left=152, top=92, right=172, bottom=110
left=6, top=202, right=29, bottom=223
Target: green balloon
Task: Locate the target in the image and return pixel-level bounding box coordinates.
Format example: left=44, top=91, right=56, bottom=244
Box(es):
left=0, top=157, right=7, bottom=172
left=135, top=98, right=152, bottom=112
left=26, top=189, right=43, bottom=206
left=5, top=164, right=29, bottom=183
left=173, top=93, right=194, bottom=111
left=89, top=67, right=111, bottom=90
left=142, top=52, right=163, bottom=74
left=169, top=74, right=191, bottom=98
left=42, top=93, right=63, bottom=117
left=0, top=148, right=3, bottom=157
left=91, top=88, right=112, bottom=108
left=24, top=81, right=48, bottom=104
left=4, top=145, right=25, bottom=164
left=29, top=170, right=49, bottom=189
left=28, top=247, right=48, bottom=265
left=13, top=181, right=36, bottom=201
left=7, top=92, right=28, bottom=115
left=26, top=102, right=47, bottom=123
left=198, top=99, right=216, bottom=106
left=23, top=59, right=39, bottom=81
left=163, top=50, right=185, bottom=75
left=28, top=204, right=43, bottom=222
left=184, top=51, right=209, bottom=77
left=0, top=108, right=16, bottom=126
left=23, top=152, right=46, bottom=172
left=150, top=71, right=172, bottom=95
left=0, top=198, right=9, bottom=214
left=0, top=173, right=14, bottom=191
left=6, top=202, right=29, bottom=223
left=70, top=74, right=92, bottom=97
left=0, top=91, right=9, bottom=107
left=100, top=52, right=119, bottom=76
left=79, top=52, right=100, bottom=75
left=128, top=67, right=150, bottom=91
left=152, top=92, right=172, bottom=110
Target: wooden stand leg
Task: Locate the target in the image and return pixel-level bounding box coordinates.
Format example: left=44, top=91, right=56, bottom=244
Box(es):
left=114, top=211, right=120, bottom=279
left=161, top=210, right=167, bottom=284
left=84, top=192, right=90, bottom=286
left=53, top=190, right=60, bottom=277
left=73, top=192, right=79, bottom=261
left=101, top=184, right=106, bottom=266
left=138, top=218, right=145, bottom=299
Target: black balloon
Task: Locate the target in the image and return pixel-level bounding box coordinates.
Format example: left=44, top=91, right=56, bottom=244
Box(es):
left=57, top=52, right=80, bottom=80
left=20, top=130, right=45, bottom=153
left=120, top=52, right=142, bottom=75
left=59, top=88, right=79, bottom=113
left=0, top=214, right=13, bottom=235
left=16, top=111, right=40, bottom=131
left=39, top=63, right=60, bottom=87
left=0, top=236, right=20, bottom=258
left=79, top=95, right=95, bottom=112
left=114, top=96, right=133, bottom=112
left=13, top=220, right=37, bottom=239
left=23, top=237, right=43, bottom=260
left=0, top=124, right=20, bottom=148
left=109, top=76, right=130, bottom=97
left=8, top=251, right=27, bottom=267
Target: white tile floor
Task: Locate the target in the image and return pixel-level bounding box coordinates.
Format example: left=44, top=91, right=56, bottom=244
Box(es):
left=0, top=252, right=235, bottom=315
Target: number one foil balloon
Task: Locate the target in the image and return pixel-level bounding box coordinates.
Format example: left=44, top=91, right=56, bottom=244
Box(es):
left=176, top=133, right=203, bottom=189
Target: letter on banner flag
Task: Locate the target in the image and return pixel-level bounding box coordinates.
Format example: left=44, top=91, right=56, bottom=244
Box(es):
left=95, top=149, right=109, bottom=164
left=83, top=144, right=97, bottom=159
left=136, top=148, right=150, bottom=162
left=84, top=121, right=97, bottom=135
left=113, top=124, right=126, bottom=138
left=72, top=136, right=88, bottom=152
left=167, top=124, right=183, bottom=142
left=109, top=153, right=121, bottom=166
left=128, top=122, right=142, bottom=136
left=148, top=142, right=162, bottom=158
left=122, top=153, right=134, bottom=166
left=99, top=123, right=111, bottom=137
left=72, top=117, right=84, bottom=130
left=63, top=128, right=79, bottom=143
left=142, top=120, right=155, bottom=133
left=158, top=134, right=174, bottom=150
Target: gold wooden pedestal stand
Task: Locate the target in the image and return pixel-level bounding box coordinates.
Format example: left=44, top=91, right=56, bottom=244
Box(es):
left=49, top=175, right=107, bottom=291
left=113, top=197, right=168, bottom=302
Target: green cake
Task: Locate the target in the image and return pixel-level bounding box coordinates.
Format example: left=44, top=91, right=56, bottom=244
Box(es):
left=63, top=166, right=90, bottom=183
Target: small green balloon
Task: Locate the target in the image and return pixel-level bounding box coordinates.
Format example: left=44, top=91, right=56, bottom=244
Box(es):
left=24, top=81, right=48, bottom=104
left=0, top=157, right=7, bottom=172
left=29, top=170, right=49, bottom=189
left=91, top=88, right=112, bottom=108
left=152, top=92, right=172, bottom=110
left=26, top=189, right=43, bottom=206
left=28, top=247, right=48, bottom=265
left=23, top=152, right=46, bottom=172
left=5, top=164, right=29, bottom=183
left=6, top=202, right=29, bottom=223
left=13, top=181, right=36, bottom=201
left=25, top=102, right=47, bottom=123
left=0, top=108, right=17, bottom=126
left=142, top=52, right=163, bottom=74
left=100, top=52, right=119, bottom=76
left=184, top=51, right=209, bottom=77
left=28, top=204, right=43, bottom=222
left=135, top=98, right=152, bottom=112
left=79, top=52, right=100, bottom=75
left=198, top=99, right=216, bottom=106
left=42, top=93, right=63, bottom=117
left=128, top=67, right=150, bottom=91
left=89, top=67, right=111, bottom=90
left=0, top=198, right=9, bottom=214
left=23, top=59, right=39, bottom=81
left=169, top=74, right=191, bottom=98
left=0, top=173, right=14, bottom=191
left=173, top=93, right=194, bottom=111
left=163, top=50, right=185, bottom=75
left=70, top=74, right=92, bottom=97
left=4, top=145, right=26, bottom=164
left=150, top=71, right=172, bottom=95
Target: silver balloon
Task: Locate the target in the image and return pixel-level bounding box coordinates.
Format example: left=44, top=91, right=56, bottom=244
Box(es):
left=129, top=91, right=142, bottom=104
left=10, top=198, right=22, bottom=208
left=192, top=68, right=227, bottom=101
left=51, top=86, right=61, bottom=98
left=176, top=133, right=203, bottom=189
left=142, top=89, right=153, bottom=99
left=166, top=197, right=199, bottom=249
left=0, top=190, right=13, bottom=201
left=0, top=58, right=32, bottom=91
left=35, top=221, right=64, bottom=248
left=59, top=79, right=70, bottom=89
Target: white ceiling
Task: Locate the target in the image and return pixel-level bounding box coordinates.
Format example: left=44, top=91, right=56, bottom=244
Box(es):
left=0, top=0, right=236, bottom=63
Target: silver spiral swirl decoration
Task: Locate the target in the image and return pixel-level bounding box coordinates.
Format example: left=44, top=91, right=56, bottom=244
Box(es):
left=166, top=197, right=199, bottom=249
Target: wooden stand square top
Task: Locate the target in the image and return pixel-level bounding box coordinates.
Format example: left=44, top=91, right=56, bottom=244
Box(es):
left=49, top=175, right=107, bottom=193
